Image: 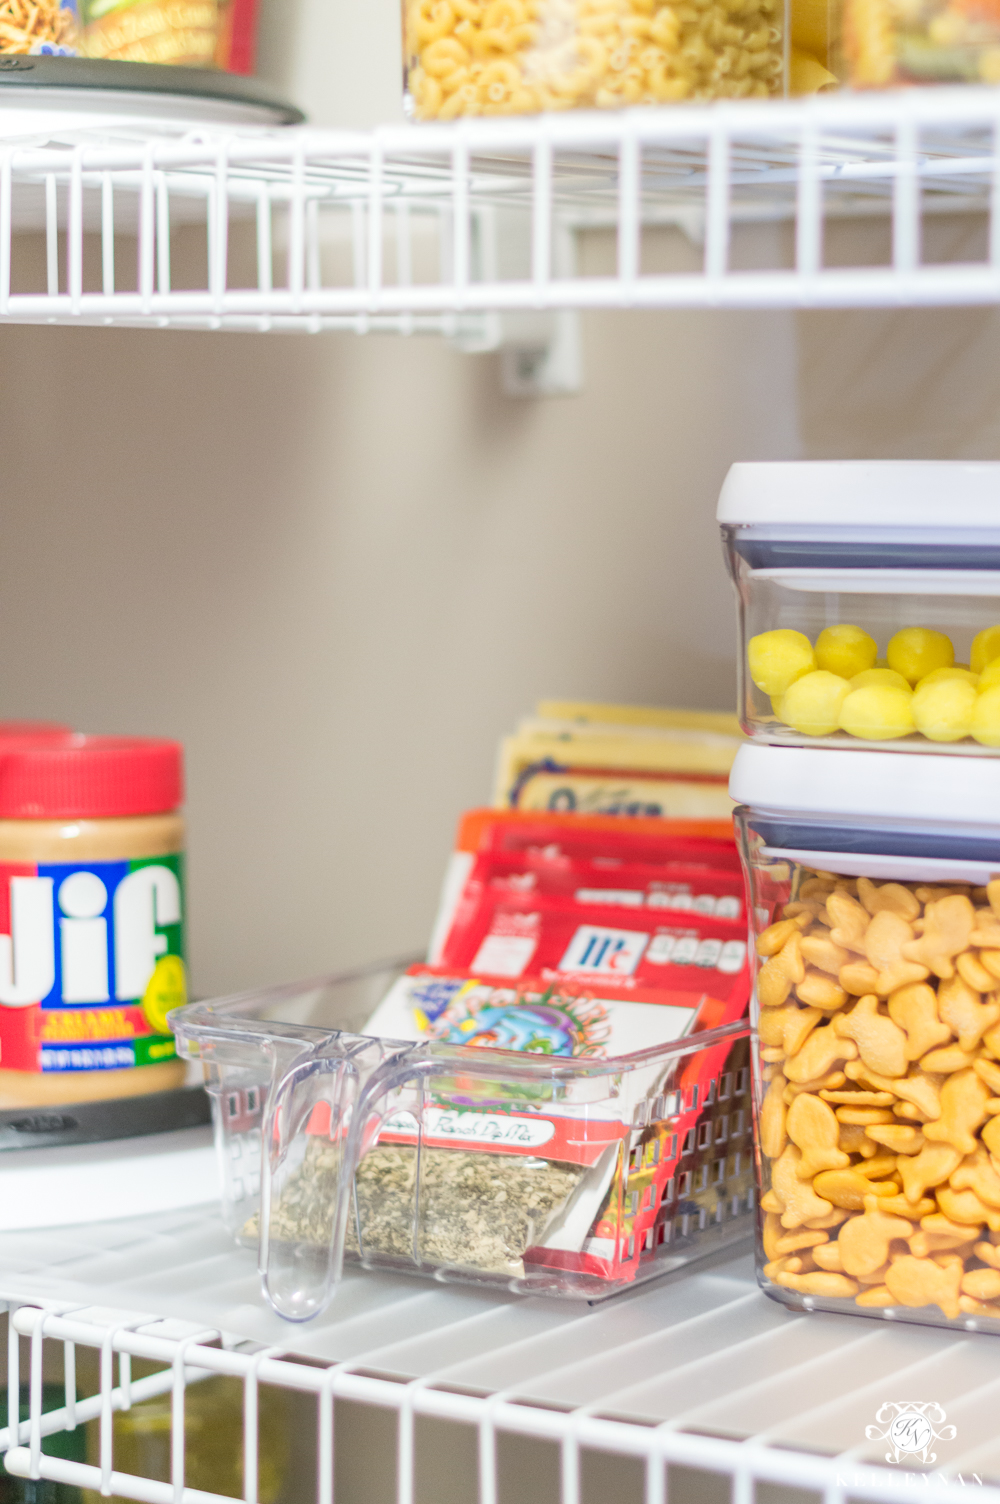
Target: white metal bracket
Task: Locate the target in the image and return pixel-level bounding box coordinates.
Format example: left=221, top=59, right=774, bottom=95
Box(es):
left=450, top=207, right=583, bottom=398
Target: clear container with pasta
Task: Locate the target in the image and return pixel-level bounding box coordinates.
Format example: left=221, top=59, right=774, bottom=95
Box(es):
left=734, top=742, right=1000, bottom=1334
left=403, top=0, right=786, bottom=118
left=720, top=460, right=1000, bottom=757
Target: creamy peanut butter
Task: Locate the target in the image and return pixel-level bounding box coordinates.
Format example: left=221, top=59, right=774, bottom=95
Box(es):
left=0, top=736, right=187, bottom=1110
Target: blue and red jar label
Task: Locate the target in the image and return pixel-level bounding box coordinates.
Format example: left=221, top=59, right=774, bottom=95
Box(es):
left=0, top=854, right=185, bottom=1074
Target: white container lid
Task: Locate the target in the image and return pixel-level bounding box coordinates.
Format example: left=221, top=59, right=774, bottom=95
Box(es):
left=717, top=462, right=1000, bottom=528
left=729, top=743, right=1000, bottom=828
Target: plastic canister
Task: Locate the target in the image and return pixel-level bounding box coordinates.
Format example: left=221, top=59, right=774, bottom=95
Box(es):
left=719, top=461, right=1000, bottom=755
left=0, top=735, right=186, bottom=1108
left=731, top=742, right=1000, bottom=1333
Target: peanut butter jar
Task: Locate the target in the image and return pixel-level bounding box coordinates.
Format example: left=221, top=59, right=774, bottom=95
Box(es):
left=0, top=735, right=187, bottom=1108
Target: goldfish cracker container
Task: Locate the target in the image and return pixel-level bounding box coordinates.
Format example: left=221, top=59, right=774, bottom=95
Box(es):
left=0, top=735, right=186, bottom=1109
left=403, top=0, right=786, bottom=119
left=720, top=461, right=1000, bottom=756
left=733, top=741, right=1000, bottom=1333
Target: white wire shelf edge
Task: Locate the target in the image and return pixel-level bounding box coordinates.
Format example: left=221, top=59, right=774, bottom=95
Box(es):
left=3, top=1284, right=1000, bottom=1504
left=7, top=88, right=1000, bottom=325
left=4, top=1297, right=1000, bottom=1504
left=4, top=1210, right=1000, bottom=1504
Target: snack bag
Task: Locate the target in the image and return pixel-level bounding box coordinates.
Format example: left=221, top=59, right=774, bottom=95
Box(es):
left=0, top=0, right=78, bottom=57
left=79, top=0, right=258, bottom=69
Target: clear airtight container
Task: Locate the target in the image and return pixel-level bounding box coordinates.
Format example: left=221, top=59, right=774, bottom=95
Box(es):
left=403, top=0, right=786, bottom=119
left=720, top=461, right=1000, bottom=756
left=733, top=742, right=1000, bottom=1335
left=171, top=961, right=754, bottom=1319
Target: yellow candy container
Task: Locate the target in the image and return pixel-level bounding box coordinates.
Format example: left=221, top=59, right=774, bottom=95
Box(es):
left=720, top=460, right=1000, bottom=756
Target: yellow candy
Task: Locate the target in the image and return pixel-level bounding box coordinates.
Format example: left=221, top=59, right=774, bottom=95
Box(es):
left=850, top=668, right=911, bottom=693
left=747, top=630, right=816, bottom=698
left=979, top=657, right=1000, bottom=693
left=916, top=666, right=979, bottom=688
left=840, top=685, right=916, bottom=741
left=911, top=678, right=976, bottom=743
left=972, top=685, right=1000, bottom=747
left=971, top=625, right=1000, bottom=675
left=814, top=624, right=877, bottom=680
left=779, top=670, right=851, bottom=737
left=886, top=628, right=955, bottom=686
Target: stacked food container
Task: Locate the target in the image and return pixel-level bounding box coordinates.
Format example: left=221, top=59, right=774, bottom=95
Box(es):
left=721, top=460, right=1000, bottom=1332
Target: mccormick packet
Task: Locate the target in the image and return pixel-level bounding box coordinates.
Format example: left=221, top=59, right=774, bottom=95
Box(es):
left=449, top=849, right=747, bottom=924
left=428, top=809, right=739, bottom=963
left=435, top=892, right=749, bottom=1016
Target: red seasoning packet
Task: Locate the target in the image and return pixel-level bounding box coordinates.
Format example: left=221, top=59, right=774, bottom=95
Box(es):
left=354, top=808, right=756, bottom=1286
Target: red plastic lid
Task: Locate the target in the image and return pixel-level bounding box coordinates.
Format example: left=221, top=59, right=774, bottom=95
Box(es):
left=0, top=736, right=184, bottom=819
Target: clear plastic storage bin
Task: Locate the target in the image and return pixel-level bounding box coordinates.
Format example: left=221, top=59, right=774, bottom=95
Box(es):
left=720, top=461, right=1000, bottom=756
left=171, top=961, right=754, bottom=1320
left=732, top=742, right=1000, bottom=1334
left=402, top=0, right=786, bottom=120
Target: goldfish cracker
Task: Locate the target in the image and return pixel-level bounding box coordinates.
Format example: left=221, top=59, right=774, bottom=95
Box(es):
left=748, top=630, right=817, bottom=699
left=886, top=628, right=955, bottom=686
left=780, top=671, right=851, bottom=738
left=972, top=686, right=1000, bottom=748
left=849, top=668, right=911, bottom=693
left=814, top=625, right=877, bottom=681
left=971, top=625, right=1000, bottom=675
left=911, top=679, right=977, bottom=743
left=839, top=685, right=916, bottom=741
left=755, top=869, right=1000, bottom=1324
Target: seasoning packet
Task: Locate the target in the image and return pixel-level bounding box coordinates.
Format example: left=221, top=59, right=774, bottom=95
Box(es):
left=435, top=892, right=749, bottom=1015
left=449, top=849, right=747, bottom=926
left=533, top=702, right=743, bottom=737
left=427, top=808, right=739, bottom=964
left=353, top=970, right=697, bottom=1277
left=365, top=970, right=698, bottom=1053
left=493, top=705, right=742, bottom=818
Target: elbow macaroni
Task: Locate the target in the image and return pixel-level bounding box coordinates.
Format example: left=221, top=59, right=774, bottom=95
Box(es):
left=406, top=0, right=784, bottom=116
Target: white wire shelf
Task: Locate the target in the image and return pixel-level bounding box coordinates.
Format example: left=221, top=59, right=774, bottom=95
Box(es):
left=6, top=87, right=1000, bottom=332
left=3, top=1207, right=1000, bottom=1503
